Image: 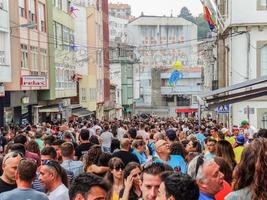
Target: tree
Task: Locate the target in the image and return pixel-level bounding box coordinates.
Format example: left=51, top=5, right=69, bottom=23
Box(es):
left=196, top=14, right=212, bottom=40
left=178, top=7, right=196, bottom=24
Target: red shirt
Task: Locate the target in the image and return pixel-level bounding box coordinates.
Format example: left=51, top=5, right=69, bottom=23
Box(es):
left=215, top=180, right=233, bottom=200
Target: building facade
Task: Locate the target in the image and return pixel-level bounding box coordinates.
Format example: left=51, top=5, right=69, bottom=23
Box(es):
left=0, top=0, right=12, bottom=126
left=127, top=16, right=201, bottom=116
left=216, top=0, right=267, bottom=128
left=0, top=0, right=49, bottom=126
left=38, top=0, right=76, bottom=123
left=109, top=3, right=131, bottom=20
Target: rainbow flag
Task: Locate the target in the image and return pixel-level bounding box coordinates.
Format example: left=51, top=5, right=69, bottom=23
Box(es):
left=203, top=5, right=216, bottom=31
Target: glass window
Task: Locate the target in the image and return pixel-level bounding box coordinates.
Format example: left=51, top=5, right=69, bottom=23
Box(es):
left=21, top=44, right=28, bottom=68
left=0, top=32, right=5, bottom=65
left=261, top=0, right=267, bottom=6
left=18, top=0, right=25, bottom=17
left=29, top=0, right=36, bottom=23
left=40, top=49, right=47, bottom=71
left=30, top=46, right=38, bottom=70
left=81, top=88, right=86, bottom=101
left=56, top=23, right=63, bottom=49
left=261, top=45, right=267, bottom=76
left=38, top=3, right=46, bottom=32
left=63, top=26, right=69, bottom=51
left=62, top=0, right=68, bottom=13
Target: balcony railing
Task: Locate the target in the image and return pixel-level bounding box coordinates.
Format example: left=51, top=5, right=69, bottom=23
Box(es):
left=161, top=85, right=202, bottom=95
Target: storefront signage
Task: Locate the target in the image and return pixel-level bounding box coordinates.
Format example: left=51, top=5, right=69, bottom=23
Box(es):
left=21, top=76, right=47, bottom=87
left=0, top=85, right=5, bottom=96
left=21, top=96, right=30, bottom=104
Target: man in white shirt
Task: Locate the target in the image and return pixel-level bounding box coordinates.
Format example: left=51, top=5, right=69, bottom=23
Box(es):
left=39, top=160, right=69, bottom=200
left=100, top=123, right=113, bottom=153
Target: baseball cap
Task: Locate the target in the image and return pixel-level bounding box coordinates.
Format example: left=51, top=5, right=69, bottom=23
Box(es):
left=236, top=134, right=245, bottom=145
left=241, top=120, right=249, bottom=126
left=166, top=129, right=176, bottom=141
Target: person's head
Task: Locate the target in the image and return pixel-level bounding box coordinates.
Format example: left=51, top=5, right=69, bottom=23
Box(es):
left=84, top=145, right=102, bottom=170
left=187, top=155, right=224, bottom=196
left=43, top=135, right=56, bottom=147
left=9, top=143, right=26, bottom=156
left=256, top=128, right=267, bottom=139
left=165, top=129, right=176, bottom=142
left=157, top=173, right=199, bottom=200
left=232, top=138, right=267, bottom=200
left=2, top=151, right=23, bottom=184
left=105, top=157, right=124, bottom=184
left=89, top=135, right=100, bottom=145
left=120, top=138, right=131, bottom=151
left=39, top=160, right=68, bottom=190
left=215, top=140, right=236, bottom=169
left=132, top=139, right=146, bottom=153
left=206, top=138, right=217, bottom=153
left=240, top=120, right=249, bottom=129
left=52, top=139, right=64, bottom=160
left=235, top=134, right=245, bottom=146
left=69, top=173, right=109, bottom=200
left=14, top=134, right=27, bottom=145
left=186, top=140, right=202, bottom=153
left=155, top=140, right=170, bottom=157
left=213, top=156, right=233, bottom=184
left=141, top=162, right=173, bottom=200
left=26, top=140, right=40, bottom=155
left=231, top=126, right=239, bottom=136
left=170, top=141, right=185, bottom=158
left=210, top=127, right=218, bottom=137
left=16, top=159, right=37, bottom=183
left=61, top=142, right=75, bottom=158
left=41, top=146, right=57, bottom=164
left=80, top=129, right=90, bottom=141
left=124, top=162, right=141, bottom=189
left=110, top=138, right=120, bottom=153
left=153, top=133, right=165, bottom=142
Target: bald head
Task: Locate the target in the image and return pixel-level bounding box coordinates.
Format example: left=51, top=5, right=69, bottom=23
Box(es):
left=120, top=138, right=131, bottom=150
left=155, top=140, right=168, bottom=151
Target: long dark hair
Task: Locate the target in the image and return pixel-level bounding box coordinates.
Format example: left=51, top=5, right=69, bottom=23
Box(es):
left=233, top=138, right=267, bottom=200
left=105, top=157, right=124, bottom=184
left=83, top=145, right=102, bottom=171
left=215, top=140, right=236, bottom=170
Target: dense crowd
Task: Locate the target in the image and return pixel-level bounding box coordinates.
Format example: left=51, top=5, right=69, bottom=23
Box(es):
left=0, top=116, right=266, bottom=200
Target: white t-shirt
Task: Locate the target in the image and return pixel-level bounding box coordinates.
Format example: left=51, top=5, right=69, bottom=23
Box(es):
left=100, top=131, right=113, bottom=148
left=48, top=184, right=69, bottom=200
left=117, top=127, right=126, bottom=140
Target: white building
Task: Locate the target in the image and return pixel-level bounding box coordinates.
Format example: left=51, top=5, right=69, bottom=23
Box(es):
left=0, top=0, right=11, bottom=89
left=109, top=15, right=128, bottom=43
left=127, top=15, right=201, bottom=116
left=217, top=0, right=267, bottom=128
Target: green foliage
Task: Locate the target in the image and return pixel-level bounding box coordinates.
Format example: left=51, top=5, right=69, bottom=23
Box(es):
left=178, top=7, right=211, bottom=40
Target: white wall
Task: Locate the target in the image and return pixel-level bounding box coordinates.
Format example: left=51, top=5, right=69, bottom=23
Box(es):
left=0, top=0, right=11, bottom=83
left=225, top=0, right=267, bottom=27
left=110, top=63, right=122, bottom=105
left=73, top=5, right=88, bottom=76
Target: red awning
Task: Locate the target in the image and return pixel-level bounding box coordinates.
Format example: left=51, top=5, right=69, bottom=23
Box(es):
left=176, top=108, right=198, bottom=113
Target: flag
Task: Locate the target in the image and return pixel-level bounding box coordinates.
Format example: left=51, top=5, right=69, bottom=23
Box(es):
left=203, top=5, right=216, bottom=31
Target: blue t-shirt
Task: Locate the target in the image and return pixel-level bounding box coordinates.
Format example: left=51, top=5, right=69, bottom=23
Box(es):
left=0, top=188, right=49, bottom=200
left=194, top=133, right=206, bottom=149
left=199, top=192, right=214, bottom=200
left=132, top=149, right=147, bottom=164
left=154, top=155, right=187, bottom=173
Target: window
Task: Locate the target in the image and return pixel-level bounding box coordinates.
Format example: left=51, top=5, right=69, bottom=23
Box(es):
left=261, top=45, right=267, bottom=75
left=63, top=26, right=69, bottom=51
left=0, top=32, right=5, bottom=65
left=258, top=0, right=267, bottom=10
left=0, top=0, right=3, bottom=10
left=21, top=44, right=28, bottom=68
left=89, top=88, right=96, bottom=101
left=62, top=0, right=68, bottom=13
left=261, top=0, right=267, bottom=6
left=40, top=48, right=47, bottom=71
left=56, top=23, right=63, bottom=49
left=29, top=0, right=36, bottom=23
left=53, top=22, right=57, bottom=48
left=69, top=30, right=74, bottom=51
left=54, top=0, right=62, bottom=9
left=30, top=46, right=38, bottom=70
left=81, top=88, right=86, bottom=102
left=19, top=0, right=25, bottom=17
left=38, top=3, right=46, bottom=32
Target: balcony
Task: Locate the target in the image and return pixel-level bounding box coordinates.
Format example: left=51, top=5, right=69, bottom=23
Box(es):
left=161, top=72, right=202, bottom=79
left=161, top=85, right=202, bottom=95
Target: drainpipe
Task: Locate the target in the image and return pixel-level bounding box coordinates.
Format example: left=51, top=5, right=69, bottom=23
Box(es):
left=246, top=31, right=250, bottom=80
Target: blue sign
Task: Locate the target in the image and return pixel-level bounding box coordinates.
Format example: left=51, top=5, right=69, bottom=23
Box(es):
left=216, top=105, right=229, bottom=114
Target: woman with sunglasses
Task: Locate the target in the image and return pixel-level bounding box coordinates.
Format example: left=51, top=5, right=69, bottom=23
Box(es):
left=119, top=162, right=142, bottom=200
left=105, top=158, right=124, bottom=200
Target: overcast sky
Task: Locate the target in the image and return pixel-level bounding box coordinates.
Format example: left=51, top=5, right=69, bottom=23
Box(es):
left=109, top=0, right=203, bottom=17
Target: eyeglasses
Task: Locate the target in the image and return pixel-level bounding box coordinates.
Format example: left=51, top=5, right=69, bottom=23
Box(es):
left=195, top=155, right=204, bottom=178
left=3, top=151, right=24, bottom=164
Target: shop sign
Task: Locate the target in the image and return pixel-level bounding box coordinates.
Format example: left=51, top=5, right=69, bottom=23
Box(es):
left=21, top=76, right=47, bottom=87
left=0, top=85, right=5, bottom=96
left=21, top=96, right=30, bottom=104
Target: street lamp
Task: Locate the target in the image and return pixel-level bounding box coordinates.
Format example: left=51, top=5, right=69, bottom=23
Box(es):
left=10, top=22, right=36, bottom=33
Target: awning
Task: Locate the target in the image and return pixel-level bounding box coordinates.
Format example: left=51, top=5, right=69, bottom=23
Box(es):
left=202, top=75, right=267, bottom=108
left=39, top=106, right=61, bottom=113
left=176, top=108, right=198, bottom=113
left=72, top=107, right=93, bottom=118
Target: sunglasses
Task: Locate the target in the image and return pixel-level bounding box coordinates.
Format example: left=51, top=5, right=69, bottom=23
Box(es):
left=42, top=160, right=62, bottom=175
left=3, top=151, right=24, bottom=164
left=113, top=165, right=125, bottom=171
left=195, top=155, right=204, bottom=178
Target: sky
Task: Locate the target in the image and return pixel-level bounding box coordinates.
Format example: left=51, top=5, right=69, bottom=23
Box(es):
left=109, top=0, right=203, bottom=17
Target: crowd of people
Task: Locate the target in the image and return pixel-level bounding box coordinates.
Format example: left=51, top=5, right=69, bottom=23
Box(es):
left=0, top=116, right=266, bottom=200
